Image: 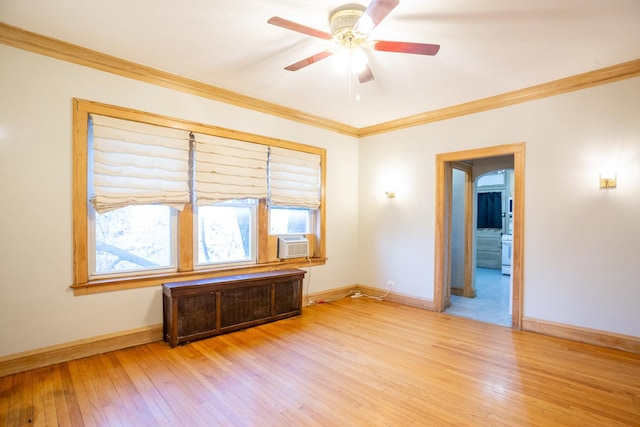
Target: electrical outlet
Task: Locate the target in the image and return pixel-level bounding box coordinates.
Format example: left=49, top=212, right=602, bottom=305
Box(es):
left=387, top=281, right=395, bottom=288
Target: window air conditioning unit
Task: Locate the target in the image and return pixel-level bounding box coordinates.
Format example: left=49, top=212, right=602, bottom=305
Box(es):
left=278, top=236, right=309, bottom=259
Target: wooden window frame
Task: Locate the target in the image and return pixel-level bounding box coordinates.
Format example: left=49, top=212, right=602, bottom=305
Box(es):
left=72, top=99, right=326, bottom=295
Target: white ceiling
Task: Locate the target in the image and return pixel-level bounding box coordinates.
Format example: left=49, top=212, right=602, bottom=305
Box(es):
left=2, top=0, right=640, bottom=128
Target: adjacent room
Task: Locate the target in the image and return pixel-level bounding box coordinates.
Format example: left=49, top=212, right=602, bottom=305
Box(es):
left=1, top=0, right=639, bottom=425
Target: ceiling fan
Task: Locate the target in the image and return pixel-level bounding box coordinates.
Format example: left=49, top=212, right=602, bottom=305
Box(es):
left=267, top=0, right=440, bottom=83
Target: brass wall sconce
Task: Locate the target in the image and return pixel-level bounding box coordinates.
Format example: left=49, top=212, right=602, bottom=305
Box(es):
left=599, top=171, right=617, bottom=189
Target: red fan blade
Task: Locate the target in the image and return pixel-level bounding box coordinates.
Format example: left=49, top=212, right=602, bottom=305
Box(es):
left=358, top=64, right=375, bottom=83
left=284, top=50, right=334, bottom=71
left=355, top=0, right=399, bottom=34
left=267, top=17, right=332, bottom=40
left=374, top=40, right=440, bottom=55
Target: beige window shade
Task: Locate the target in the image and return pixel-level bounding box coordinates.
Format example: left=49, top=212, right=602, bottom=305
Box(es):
left=90, top=115, right=191, bottom=213
left=194, top=133, right=268, bottom=206
left=269, top=146, right=321, bottom=209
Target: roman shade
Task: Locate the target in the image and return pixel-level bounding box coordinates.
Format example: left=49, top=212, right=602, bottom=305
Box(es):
left=194, top=133, right=268, bottom=206
left=269, top=146, right=321, bottom=209
left=90, top=115, right=191, bottom=213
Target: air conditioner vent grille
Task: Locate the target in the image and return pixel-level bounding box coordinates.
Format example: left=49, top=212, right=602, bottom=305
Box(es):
left=278, top=236, right=309, bottom=259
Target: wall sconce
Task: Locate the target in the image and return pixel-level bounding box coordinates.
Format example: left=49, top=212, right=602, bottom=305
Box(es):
left=385, top=190, right=396, bottom=199
left=599, top=170, right=617, bottom=189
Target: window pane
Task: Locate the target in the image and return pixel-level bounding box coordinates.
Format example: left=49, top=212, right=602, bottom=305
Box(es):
left=197, top=203, right=255, bottom=265
left=93, top=205, right=174, bottom=274
left=269, top=207, right=311, bottom=235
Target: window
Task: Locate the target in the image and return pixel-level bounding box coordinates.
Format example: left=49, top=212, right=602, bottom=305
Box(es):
left=92, top=205, right=176, bottom=275
left=196, top=200, right=256, bottom=266
left=267, top=146, right=320, bottom=237
left=72, top=99, right=326, bottom=294
left=269, top=207, right=312, bottom=235
left=87, top=114, right=188, bottom=277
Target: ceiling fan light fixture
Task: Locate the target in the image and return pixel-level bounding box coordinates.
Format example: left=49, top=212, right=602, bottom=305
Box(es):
left=350, top=48, right=368, bottom=74
left=333, top=48, right=350, bottom=73
left=333, top=47, right=368, bottom=75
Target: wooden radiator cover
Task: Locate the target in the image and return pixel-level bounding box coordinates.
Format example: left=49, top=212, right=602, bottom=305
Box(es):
left=162, top=269, right=305, bottom=347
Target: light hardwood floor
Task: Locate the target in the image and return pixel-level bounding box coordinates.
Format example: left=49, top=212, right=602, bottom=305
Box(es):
left=1, top=298, right=639, bottom=426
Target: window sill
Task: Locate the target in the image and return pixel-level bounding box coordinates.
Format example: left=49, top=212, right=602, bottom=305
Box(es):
left=71, top=257, right=327, bottom=295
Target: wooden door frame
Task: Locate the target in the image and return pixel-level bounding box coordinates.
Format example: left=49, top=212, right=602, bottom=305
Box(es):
left=434, top=142, right=525, bottom=329
left=448, top=162, right=474, bottom=300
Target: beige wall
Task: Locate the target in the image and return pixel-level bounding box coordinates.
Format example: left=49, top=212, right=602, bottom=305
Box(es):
left=1, top=42, right=639, bottom=358
left=0, top=45, right=360, bottom=357
left=358, top=76, right=640, bottom=337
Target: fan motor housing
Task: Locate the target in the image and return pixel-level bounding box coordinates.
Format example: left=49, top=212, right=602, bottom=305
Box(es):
left=329, top=3, right=367, bottom=47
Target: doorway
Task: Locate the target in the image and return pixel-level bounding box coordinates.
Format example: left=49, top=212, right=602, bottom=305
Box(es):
left=447, top=168, right=513, bottom=326
left=433, top=143, right=524, bottom=329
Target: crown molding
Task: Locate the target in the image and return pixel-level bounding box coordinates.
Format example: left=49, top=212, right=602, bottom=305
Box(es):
left=358, top=58, right=640, bottom=137
left=2, top=22, right=639, bottom=138
left=0, top=22, right=359, bottom=137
